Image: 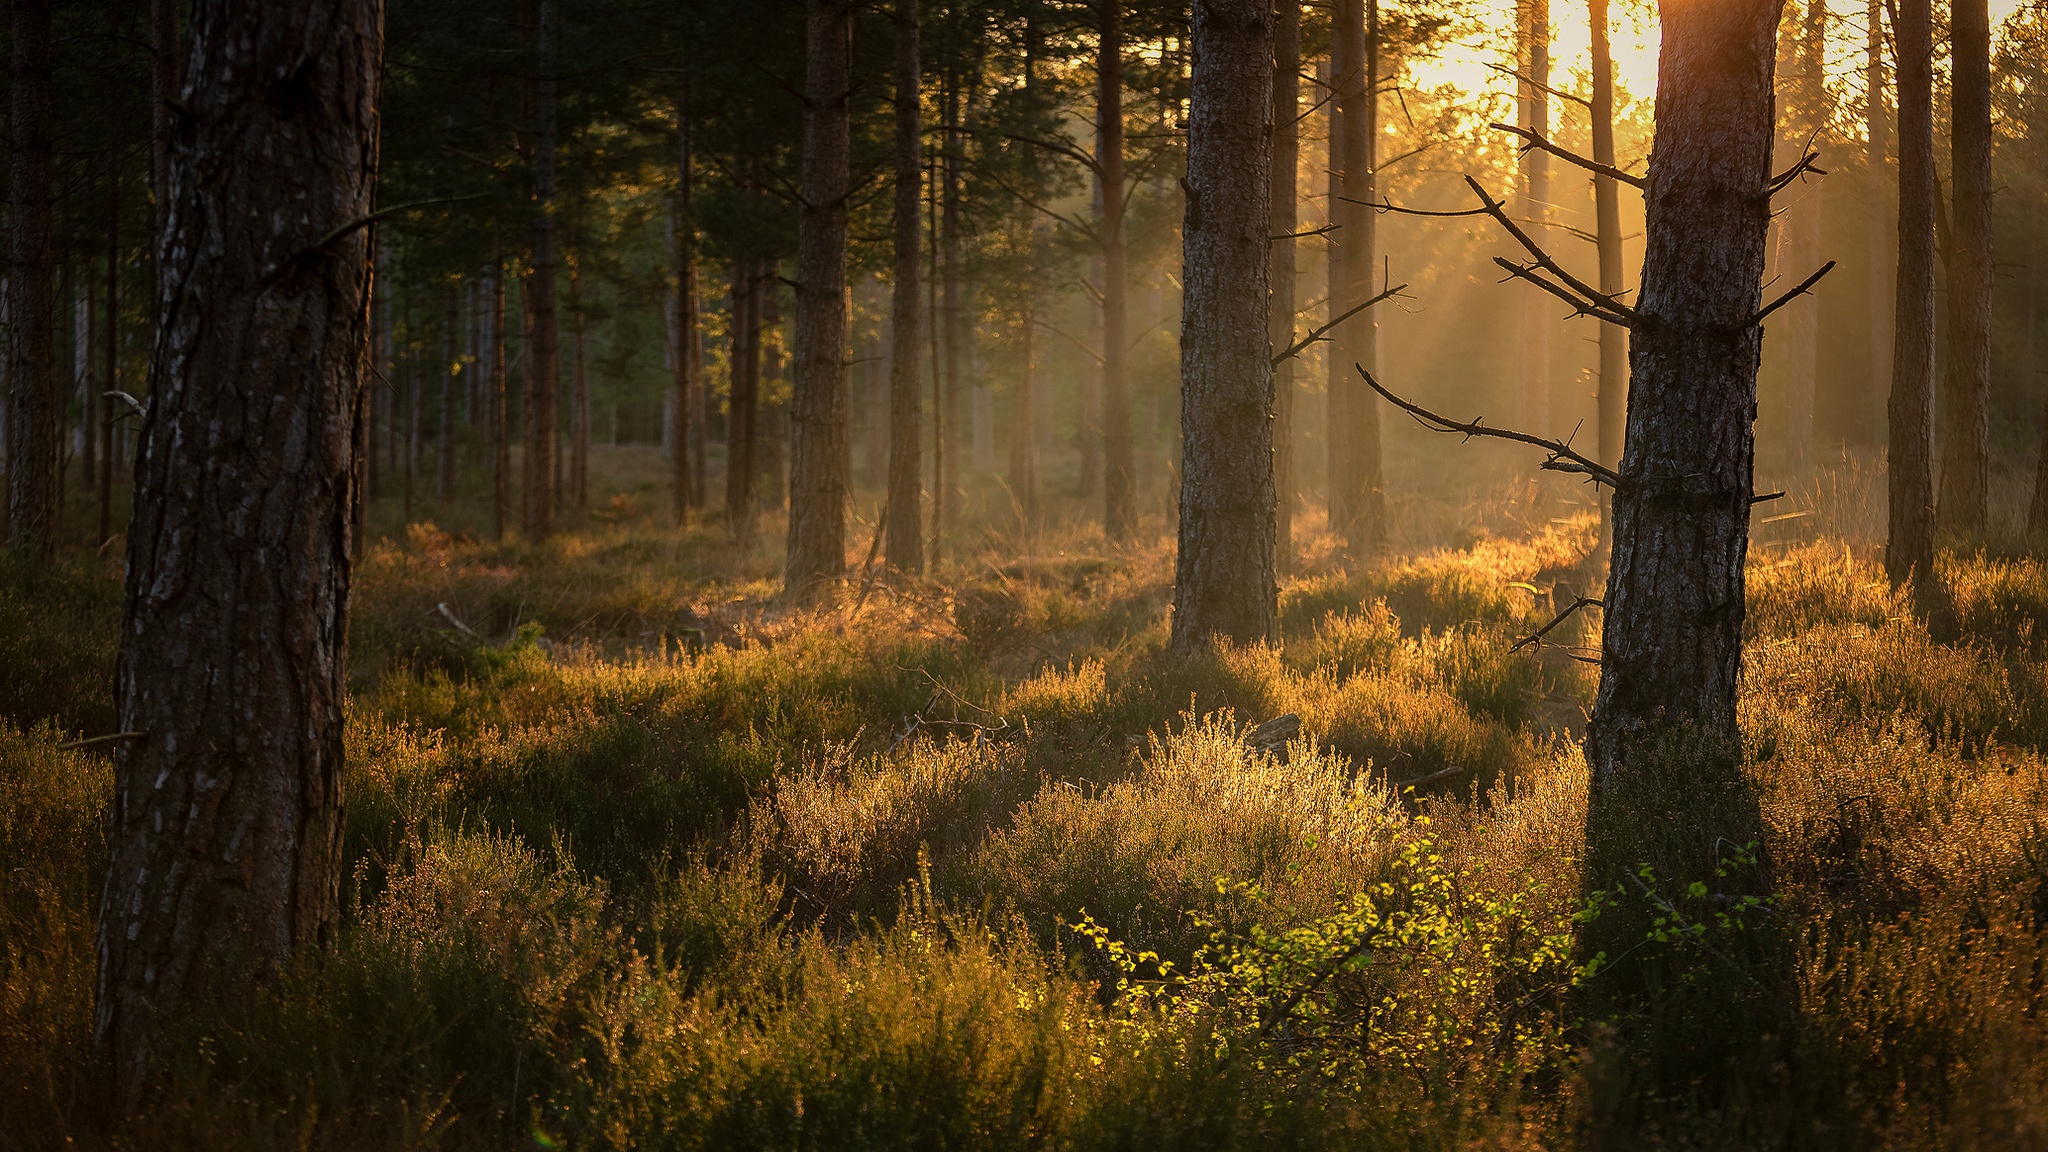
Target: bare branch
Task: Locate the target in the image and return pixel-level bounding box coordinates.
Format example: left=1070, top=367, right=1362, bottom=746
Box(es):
left=1480, top=60, right=1593, bottom=108
left=1271, top=283, right=1408, bottom=366
left=1767, top=151, right=1827, bottom=196
left=1271, top=223, right=1339, bottom=241
left=1511, top=596, right=1605, bottom=654
left=1358, top=366, right=1624, bottom=489
left=1493, top=257, right=1637, bottom=328
left=1488, top=122, right=1646, bottom=188
left=1466, top=175, right=1640, bottom=324
left=1750, top=260, right=1837, bottom=327
left=1360, top=196, right=1490, bottom=219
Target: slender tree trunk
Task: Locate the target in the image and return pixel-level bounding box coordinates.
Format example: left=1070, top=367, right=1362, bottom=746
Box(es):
left=787, top=1, right=853, bottom=597
left=152, top=0, right=178, bottom=279
left=1098, top=2, right=1134, bottom=541
left=404, top=290, right=418, bottom=523
left=1772, top=0, right=1826, bottom=469
left=96, top=0, right=380, bottom=1108
left=7, top=0, right=56, bottom=557
left=1325, top=51, right=1346, bottom=533
left=928, top=142, right=948, bottom=561
left=1174, top=0, right=1276, bottom=651
left=1939, top=0, right=1992, bottom=533
left=885, top=0, right=923, bottom=572
left=1587, top=0, right=1783, bottom=781
left=84, top=263, right=100, bottom=493
left=1270, top=0, right=1300, bottom=574
left=2030, top=88, right=2048, bottom=533
left=1519, top=0, right=1552, bottom=434
left=1333, top=0, right=1384, bottom=557
left=761, top=284, right=789, bottom=511
left=673, top=99, right=696, bottom=527
left=525, top=0, right=560, bottom=540
left=1867, top=0, right=1892, bottom=450
left=439, top=286, right=457, bottom=501
left=1887, top=0, right=1936, bottom=584
left=100, top=177, right=118, bottom=546
left=491, top=258, right=508, bottom=540
left=939, top=77, right=965, bottom=559
left=566, top=213, right=588, bottom=511
left=1590, top=0, right=1626, bottom=510
left=726, top=261, right=760, bottom=533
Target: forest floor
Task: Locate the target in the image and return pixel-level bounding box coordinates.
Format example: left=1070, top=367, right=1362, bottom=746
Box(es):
left=6, top=452, right=2048, bottom=1148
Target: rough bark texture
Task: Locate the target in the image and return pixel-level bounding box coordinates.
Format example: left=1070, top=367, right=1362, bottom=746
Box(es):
left=1519, top=0, right=1553, bottom=434
left=1590, top=0, right=1626, bottom=485
left=524, top=0, right=560, bottom=540
left=1939, top=0, right=1992, bottom=533
left=1098, top=3, right=1133, bottom=542
left=7, top=0, right=56, bottom=557
left=672, top=105, right=696, bottom=526
left=1586, top=0, right=1783, bottom=783
left=884, top=0, right=925, bottom=569
left=1173, top=0, right=1276, bottom=652
left=1270, top=0, right=1299, bottom=573
left=152, top=0, right=179, bottom=244
left=1886, top=0, right=1935, bottom=585
left=96, top=0, right=381, bottom=1109
left=727, top=262, right=759, bottom=534
left=786, top=2, right=853, bottom=600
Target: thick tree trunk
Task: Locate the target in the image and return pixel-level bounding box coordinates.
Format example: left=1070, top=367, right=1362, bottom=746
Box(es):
left=1586, top=0, right=1783, bottom=782
left=727, top=261, right=760, bottom=534
left=786, top=0, right=853, bottom=599
left=7, top=0, right=56, bottom=557
left=524, top=0, right=560, bottom=540
left=1939, top=0, right=1992, bottom=533
left=1098, top=3, right=1134, bottom=541
left=884, top=0, right=923, bottom=572
left=1270, top=0, right=1300, bottom=574
left=1886, top=0, right=1936, bottom=584
left=1519, top=0, right=1553, bottom=434
left=1173, top=0, right=1275, bottom=652
left=1590, top=0, right=1626, bottom=494
left=96, top=0, right=380, bottom=1108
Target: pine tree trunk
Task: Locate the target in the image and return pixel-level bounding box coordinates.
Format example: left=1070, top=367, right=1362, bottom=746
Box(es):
left=1590, top=0, right=1626, bottom=497
left=100, top=177, right=119, bottom=547
left=440, top=286, right=458, bottom=501
left=787, top=0, right=853, bottom=597
left=1270, top=0, right=1300, bottom=574
left=1939, top=0, right=1992, bottom=533
left=673, top=101, right=696, bottom=527
left=884, top=0, right=923, bottom=572
left=1586, top=0, right=1783, bottom=782
left=152, top=0, right=179, bottom=266
left=1867, top=0, right=1892, bottom=450
left=1172, top=0, right=1275, bottom=652
left=1769, top=0, right=1826, bottom=469
left=524, top=0, right=560, bottom=540
left=727, top=262, right=760, bottom=534
left=96, top=0, right=380, bottom=1108
left=1098, top=4, right=1134, bottom=542
left=1519, top=0, right=1553, bottom=435
left=1324, top=50, right=1347, bottom=535
left=1886, top=0, right=1936, bottom=584
left=7, top=0, right=56, bottom=557
left=1332, top=0, right=1383, bottom=558
left=939, top=78, right=965, bottom=560
left=492, top=259, right=509, bottom=541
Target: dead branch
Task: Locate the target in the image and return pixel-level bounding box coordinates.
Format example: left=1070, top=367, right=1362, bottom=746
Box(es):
left=1271, top=223, right=1339, bottom=241
left=1750, top=490, right=1786, bottom=505
left=1750, top=261, right=1837, bottom=327
left=1394, top=764, right=1469, bottom=789
left=1488, top=122, right=1645, bottom=188
left=1465, top=175, right=1640, bottom=326
left=1358, top=366, right=1624, bottom=489
left=1271, top=282, right=1409, bottom=366
left=1493, top=257, right=1638, bottom=328
left=1362, top=196, right=1490, bottom=219
left=1511, top=596, right=1605, bottom=654
left=55, top=731, right=145, bottom=752
left=1767, top=151, right=1827, bottom=196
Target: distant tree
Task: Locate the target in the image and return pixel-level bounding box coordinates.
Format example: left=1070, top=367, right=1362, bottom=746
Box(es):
left=1172, top=0, right=1276, bottom=650
left=525, top=0, right=562, bottom=539
left=1887, top=0, right=1936, bottom=585
left=1097, top=0, right=1134, bottom=542
left=1940, top=0, right=1992, bottom=533
left=1517, top=0, right=1552, bottom=434
left=95, top=0, right=380, bottom=1109
left=7, top=0, right=57, bottom=557
left=1270, top=0, right=1301, bottom=572
left=1589, top=0, right=1625, bottom=500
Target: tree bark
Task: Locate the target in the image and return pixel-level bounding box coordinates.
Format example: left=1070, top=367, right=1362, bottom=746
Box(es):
left=938, top=75, right=965, bottom=560
left=1325, top=50, right=1346, bottom=534
left=1173, top=0, right=1276, bottom=652
left=884, top=0, right=923, bottom=572
left=568, top=215, right=589, bottom=511
left=7, top=0, right=56, bottom=557
left=1770, top=0, right=1826, bottom=469
left=1519, top=0, right=1553, bottom=435
left=786, top=0, right=854, bottom=599
left=1866, top=0, right=1892, bottom=450
left=1939, top=0, right=1992, bottom=533
left=152, top=0, right=180, bottom=262
left=96, top=0, right=380, bottom=1109
left=1333, top=0, right=1384, bottom=558
left=524, top=0, right=560, bottom=540
left=101, top=176, right=119, bottom=547
left=491, top=256, right=509, bottom=541
left=726, top=261, right=760, bottom=534
left=1270, top=0, right=1300, bottom=574
left=673, top=100, right=696, bottom=527
left=1590, top=0, right=1626, bottom=501
left=1586, top=0, right=1783, bottom=782
left=439, top=286, right=458, bottom=501
left=1098, top=2, right=1134, bottom=541
left=1886, top=0, right=1936, bottom=584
